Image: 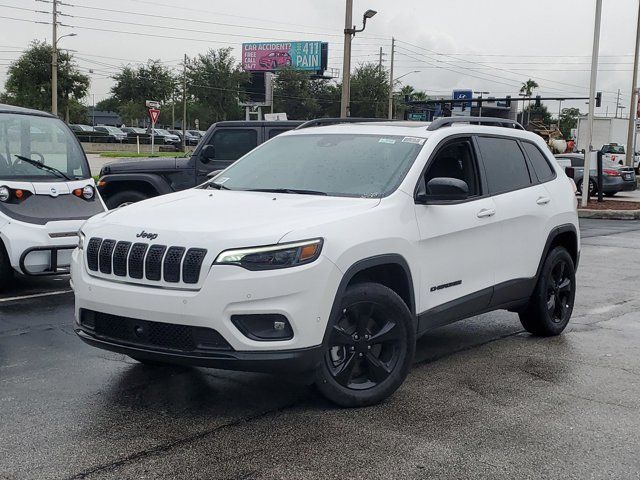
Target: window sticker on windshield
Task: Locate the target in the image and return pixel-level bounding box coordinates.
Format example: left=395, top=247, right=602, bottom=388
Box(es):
left=379, top=138, right=396, bottom=145
left=402, top=136, right=426, bottom=145
left=215, top=177, right=230, bottom=184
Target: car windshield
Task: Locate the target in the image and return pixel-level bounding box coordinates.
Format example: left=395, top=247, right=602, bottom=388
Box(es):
left=0, top=113, right=90, bottom=181
left=102, top=126, right=123, bottom=134
left=211, top=133, right=424, bottom=198
left=155, top=129, right=171, bottom=135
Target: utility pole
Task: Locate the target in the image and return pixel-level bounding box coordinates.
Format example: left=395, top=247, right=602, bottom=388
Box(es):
left=388, top=37, right=395, bottom=120
left=182, top=54, right=187, bottom=151
left=171, top=91, right=175, bottom=129
left=582, top=0, right=603, bottom=207
left=558, top=99, right=563, bottom=129
left=615, top=88, right=621, bottom=118
left=626, top=1, right=640, bottom=168
left=340, top=0, right=354, bottom=118
left=51, top=0, right=58, bottom=116
left=378, top=47, right=383, bottom=73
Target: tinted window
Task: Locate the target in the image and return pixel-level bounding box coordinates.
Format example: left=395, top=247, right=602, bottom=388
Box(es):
left=523, top=142, right=555, bottom=182
left=477, top=137, right=531, bottom=194
left=424, top=139, right=479, bottom=197
left=209, top=129, right=258, bottom=161
left=268, top=128, right=290, bottom=139
left=570, top=157, right=584, bottom=167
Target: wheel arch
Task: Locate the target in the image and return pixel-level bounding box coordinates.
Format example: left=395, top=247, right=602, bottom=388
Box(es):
left=322, top=254, right=417, bottom=345
left=98, top=174, right=172, bottom=200
left=536, top=224, right=580, bottom=279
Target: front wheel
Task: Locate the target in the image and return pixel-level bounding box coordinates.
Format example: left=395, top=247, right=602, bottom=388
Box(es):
left=315, top=283, right=415, bottom=407
left=104, top=190, right=150, bottom=210
left=519, top=247, right=576, bottom=336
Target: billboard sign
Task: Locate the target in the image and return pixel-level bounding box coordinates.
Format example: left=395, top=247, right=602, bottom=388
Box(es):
left=242, top=41, right=325, bottom=72
left=452, top=89, right=473, bottom=117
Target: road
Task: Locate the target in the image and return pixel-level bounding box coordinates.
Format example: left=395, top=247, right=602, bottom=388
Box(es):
left=1, top=219, right=639, bottom=479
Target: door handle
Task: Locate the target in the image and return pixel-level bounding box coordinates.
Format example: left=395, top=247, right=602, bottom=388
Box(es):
left=536, top=196, right=551, bottom=205
left=477, top=208, right=496, bottom=218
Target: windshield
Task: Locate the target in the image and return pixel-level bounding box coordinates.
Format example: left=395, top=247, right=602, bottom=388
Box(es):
left=0, top=113, right=90, bottom=181
left=212, top=133, right=424, bottom=198
left=101, top=126, right=123, bottom=134
left=155, top=129, right=171, bottom=135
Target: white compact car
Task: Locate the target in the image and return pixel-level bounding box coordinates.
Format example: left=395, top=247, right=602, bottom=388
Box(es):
left=72, top=117, right=580, bottom=407
left=0, top=105, right=104, bottom=289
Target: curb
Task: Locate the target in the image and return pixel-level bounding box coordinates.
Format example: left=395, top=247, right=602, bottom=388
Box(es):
left=578, top=209, right=640, bottom=220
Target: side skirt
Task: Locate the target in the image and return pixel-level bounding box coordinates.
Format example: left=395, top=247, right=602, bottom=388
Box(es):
left=417, top=277, right=535, bottom=335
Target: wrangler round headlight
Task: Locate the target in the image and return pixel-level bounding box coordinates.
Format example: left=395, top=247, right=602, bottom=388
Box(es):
left=82, top=185, right=95, bottom=200
left=214, top=239, right=323, bottom=271
left=0, top=186, right=9, bottom=202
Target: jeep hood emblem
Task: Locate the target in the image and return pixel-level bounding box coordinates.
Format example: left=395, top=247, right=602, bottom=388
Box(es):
left=136, top=230, right=158, bottom=240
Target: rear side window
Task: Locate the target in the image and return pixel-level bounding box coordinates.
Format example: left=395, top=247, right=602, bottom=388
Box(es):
left=208, top=129, right=258, bottom=161
left=267, top=128, right=290, bottom=139
left=522, top=142, right=555, bottom=183
left=476, top=137, right=531, bottom=194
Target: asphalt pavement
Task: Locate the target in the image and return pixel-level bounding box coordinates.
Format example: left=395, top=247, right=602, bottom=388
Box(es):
left=1, top=219, right=640, bottom=479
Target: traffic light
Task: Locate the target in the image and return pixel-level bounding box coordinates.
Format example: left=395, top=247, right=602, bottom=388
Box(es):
left=535, top=95, right=541, bottom=108
left=595, top=92, right=602, bottom=108
left=505, top=95, right=511, bottom=107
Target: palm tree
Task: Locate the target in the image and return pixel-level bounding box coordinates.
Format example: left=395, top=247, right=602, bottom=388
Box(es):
left=520, top=79, right=539, bottom=125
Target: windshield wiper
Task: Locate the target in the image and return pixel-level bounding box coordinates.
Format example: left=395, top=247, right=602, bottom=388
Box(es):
left=205, top=182, right=230, bottom=190
left=14, top=155, right=72, bottom=181
left=245, top=188, right=328, bottom=196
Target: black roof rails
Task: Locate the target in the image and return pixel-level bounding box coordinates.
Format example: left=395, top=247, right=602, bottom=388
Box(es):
left=427, top=116, right=525, bottom=131
left=295, top=117, right=387, bottom=130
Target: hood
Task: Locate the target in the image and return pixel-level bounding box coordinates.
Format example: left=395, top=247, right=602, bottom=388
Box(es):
left=84, top=188, right=380, bottom=251
left=101, top=157, right=179, bottom=174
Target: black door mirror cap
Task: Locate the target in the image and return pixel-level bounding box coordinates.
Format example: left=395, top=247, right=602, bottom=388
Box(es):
left=416, top=177, right=469, bottom=203
left=200, top=145, right=215, bottom=163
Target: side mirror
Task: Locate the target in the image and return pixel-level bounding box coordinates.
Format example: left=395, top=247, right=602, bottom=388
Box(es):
left=416, top=177, right=469, bottom=203
left=200, top=145, right=215, bottom=163
left=207, top=169, right=224, bottom=179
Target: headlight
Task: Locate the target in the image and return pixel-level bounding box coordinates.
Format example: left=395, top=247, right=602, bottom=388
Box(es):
left=77, top=231, right=86, bottom=250
left=82, top=185, right=95, bottom=199
left=0, top=186, right=9, bottom=202
left=214, top=239, right=323, bottom=270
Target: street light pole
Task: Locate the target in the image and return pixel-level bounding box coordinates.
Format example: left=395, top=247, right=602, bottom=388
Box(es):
left=340, top=0, right=354, bottom=118
left=474, top=91, right=489, bottom=118
left=388, top=37, right=395, bottom=120
left=52, top=0, right=58, bottom=116
left=626, top=1, right=640, bottom=168
left=582, top=0, right=603, bottom=208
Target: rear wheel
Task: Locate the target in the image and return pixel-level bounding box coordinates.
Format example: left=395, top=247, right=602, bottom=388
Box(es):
left=315, top=283, right=415, bottom=407
left=0, top=243, right=13, bottom=291
left=519, top=247, right=576, bottom=336
left=604, top=191, right=617, bottom=197
left=105, top=190, right=150, bottom=210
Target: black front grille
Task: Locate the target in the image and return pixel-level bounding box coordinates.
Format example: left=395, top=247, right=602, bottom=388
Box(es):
left=80, top=310, right=232, bottom=353
left=112, top=241, right=131, bottom=277
left=87, top=238, right=102, bottom=271
left=128, top=243, right=148, bottom=279
left=145, top=245, right=167, bottom=281
left=183, top=248, right=207, bottom=284
left=98, top=240, right=116, bottom=274
left=86, top=237, right=207, bottom=285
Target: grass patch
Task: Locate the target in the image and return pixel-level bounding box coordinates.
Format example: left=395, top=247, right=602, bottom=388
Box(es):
left=98, top=151, right=182, bottom=158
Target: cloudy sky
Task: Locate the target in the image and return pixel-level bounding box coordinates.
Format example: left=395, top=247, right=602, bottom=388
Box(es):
left=1, top=0, right=640, bottom=115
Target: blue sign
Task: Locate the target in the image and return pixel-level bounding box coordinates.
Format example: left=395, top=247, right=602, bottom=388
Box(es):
left=452, top=90, right=473, bottom=109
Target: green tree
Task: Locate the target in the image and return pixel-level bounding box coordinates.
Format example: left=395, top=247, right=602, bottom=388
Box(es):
left=349, top=63, right=390, bottom=118
left=187, top=48, right=248, bottom=127
left=520, top=78, right=539, bottom=97
left=273, top=69, right=339, bottom=119
left=1, top=40, right=89, bottom=121
left=95, top=97, right=120, bottom=112
left=523, top=103, right=553, bottom=124
left=559, top=107, right=580, bottom=139
left=111, top=60, right=175, bottom=125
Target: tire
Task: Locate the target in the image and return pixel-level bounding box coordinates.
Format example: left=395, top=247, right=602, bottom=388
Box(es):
left=519, top=247, right=576, bottom=337
left=105, top=190, right=150, bottom=210
left=0, top=243, right=13, bottom=292
left=604, top=191, right=617, bottom=197
left=315, top=282, right=416, bottom=407
left=576, top=178, right=596, bottom=196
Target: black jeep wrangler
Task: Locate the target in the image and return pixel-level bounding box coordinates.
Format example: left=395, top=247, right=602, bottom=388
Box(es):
left=98, top=121, right=302, bottom=209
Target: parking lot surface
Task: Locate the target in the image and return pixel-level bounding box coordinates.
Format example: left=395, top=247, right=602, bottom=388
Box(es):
left=1, top=219, right=639, bottom=479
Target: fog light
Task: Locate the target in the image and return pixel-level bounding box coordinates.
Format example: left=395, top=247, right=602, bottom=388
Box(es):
left=231, top=314, right=293, bottom=341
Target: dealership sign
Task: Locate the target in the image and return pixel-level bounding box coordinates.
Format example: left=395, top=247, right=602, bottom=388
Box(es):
left=242, top=41, right=327, bottom=72
left=452, top=90, right=473, bottom=117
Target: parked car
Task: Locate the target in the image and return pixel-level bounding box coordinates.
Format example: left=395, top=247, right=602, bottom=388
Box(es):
left=97, top=121, right=303, bottom=209
left=555, top=153, right=636, bottom=197
left=168, top=129, right=199, bottom=146
left=74, top=117, right=580, bottom=407
left=188, top=129, right=206, bottom=139
left=69, top=124, right=110, bottom=143
left=93, top=125, right=127, bottom=143
left=600, top=143, right=626, bottom=166
left=0, top=104, right=105, bottom=290
left=152, top=128, right=180, bottom=146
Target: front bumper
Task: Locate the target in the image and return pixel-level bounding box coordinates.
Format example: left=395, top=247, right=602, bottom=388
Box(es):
left=72, top=248, right=343, bottom=353
left=75, top=329, right=323, bottom=373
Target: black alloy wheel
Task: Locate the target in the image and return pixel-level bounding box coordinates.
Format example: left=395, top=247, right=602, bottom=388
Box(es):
left=519, top=247, right=576, bottom=336
left=315, top=283, right=415, bottom=407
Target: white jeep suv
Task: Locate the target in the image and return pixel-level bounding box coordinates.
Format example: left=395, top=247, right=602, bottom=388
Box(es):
left=72, top=117, right=580, bottom=407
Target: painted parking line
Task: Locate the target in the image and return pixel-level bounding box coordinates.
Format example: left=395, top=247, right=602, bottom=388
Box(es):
left=0, top=289, right=73, bottom=303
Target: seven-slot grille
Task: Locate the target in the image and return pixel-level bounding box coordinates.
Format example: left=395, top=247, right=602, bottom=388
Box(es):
left=86, top=237, right=206, bottom=284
